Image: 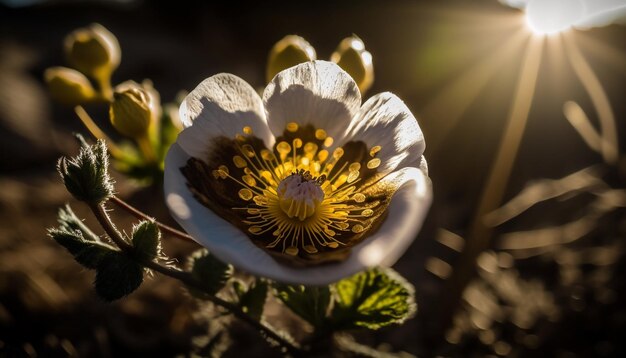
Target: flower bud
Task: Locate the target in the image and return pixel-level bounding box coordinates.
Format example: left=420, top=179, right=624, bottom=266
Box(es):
left=109, top=81, right=153, bottom=138
left=331, top=35, right=374, bottom=93
left=44, top=66, right=96, bottom=105
left=266, top=35, right=316, bottom=83
left=64, top=23, right=120, bottom=80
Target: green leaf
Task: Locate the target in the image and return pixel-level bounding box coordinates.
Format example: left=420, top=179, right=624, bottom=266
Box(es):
left=49, top=228, right=114, bottom=269
left=331, top=268, right=416, bottom=330
left=57, top=136, right=114, bottom=204
left=187, top=249, right=232, bottom=296
left=237, top=280, right=268, bottom=321
left=57, top=204, right=101, bottom=242
left=95, top=251, right=144, bottom=301
left=131, top=221, right=161, bottom=260
left=49, top=205, right=116, bottom=269
left=273, top=284, right=330, bottom=329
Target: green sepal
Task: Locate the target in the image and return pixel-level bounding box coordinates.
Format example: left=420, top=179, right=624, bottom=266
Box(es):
left=131, top=220, right=161, bottom=261
left=187, top=249, right=233, bottom=296
left=57, top=136, right=114, bottom=204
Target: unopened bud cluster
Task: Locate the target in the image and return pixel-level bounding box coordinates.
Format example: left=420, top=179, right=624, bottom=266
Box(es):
left=266, top=34, right=374, bottom=93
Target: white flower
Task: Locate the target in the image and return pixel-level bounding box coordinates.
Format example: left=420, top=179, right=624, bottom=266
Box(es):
left=164, top=60, right=431, bottom=285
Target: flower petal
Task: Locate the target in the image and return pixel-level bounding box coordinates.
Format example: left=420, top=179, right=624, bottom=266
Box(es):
left=178, top=73, right=273, bottom=160
left=263, top=60, right=361, bottom=141
left=343, top=92, right=425, bottom=174
left=165, top=144, right=431, bottom=285
left=355, top=166, right=431, bottom=268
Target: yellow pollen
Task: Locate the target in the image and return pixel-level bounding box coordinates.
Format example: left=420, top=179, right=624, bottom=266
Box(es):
left=242, top=144, right=256, bottom=157
left=233, top=155, right=247, bottom=168
left=367, top=158, right=381, bottom=169
left=318, top=149, right=329, bottom=162
left=261, top=149, right=275, bottom=161
left=332, top=147, right=344, bottom=159
left=347, top=170, right=359, bottom=183
left=352, top=193, right=366, bottom=203
left=249, top=226, right=263, bottom=234
left=352, top=224, right=365, bottom=233
left=277, top=141, right=291, bottom=155
left=239, top=188, right=253, bottom=200
left=242, top=175, right=256, bottom=187
left=304, top=142, right=318, bottom=155
left=370, top=145, right=382, bottom=156
left=213, top=124, right=388, bottom=257
left=286, top=122, right=299, bottom=132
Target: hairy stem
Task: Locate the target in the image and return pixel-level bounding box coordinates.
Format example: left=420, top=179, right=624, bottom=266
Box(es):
left=110, top=195, right=194, bottom=242
left=89, top=202, right=300, bottom=355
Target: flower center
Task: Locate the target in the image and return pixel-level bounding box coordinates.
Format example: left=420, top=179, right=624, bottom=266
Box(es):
left=277, top=170, right=325, bottom=221
left=182, top=122, right=393, bottom=264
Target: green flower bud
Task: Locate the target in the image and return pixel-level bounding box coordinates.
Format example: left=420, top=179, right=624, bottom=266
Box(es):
left=266, top=35, right=316, bottom=83
left=109, top=81, right=153, bottom=138
left=64, top=23, right=120, bottom=81
left=331, top=35, right=374, bottom=93
left=44, top=67, right=96, bottom=105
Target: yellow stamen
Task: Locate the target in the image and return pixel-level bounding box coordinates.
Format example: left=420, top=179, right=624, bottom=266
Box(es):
left=210, top=125, right=386, bottom=256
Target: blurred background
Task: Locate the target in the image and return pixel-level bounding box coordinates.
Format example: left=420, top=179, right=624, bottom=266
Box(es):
left=1, top=0, right=625, bottom=356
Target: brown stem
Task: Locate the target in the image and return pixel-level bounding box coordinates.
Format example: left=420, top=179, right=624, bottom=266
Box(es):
left=110, top=195, right=194, bottom=242
left=89, top=202, right=300, bottom=355
left=89, top=203, right=133, bottom=252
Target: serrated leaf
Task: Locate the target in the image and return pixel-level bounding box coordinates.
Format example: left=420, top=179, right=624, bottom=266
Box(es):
left=131, top=221, right=161, bottom=260
left=331, top=268, right=416, bottom=330
left=188, top=249, right=232, bottom=296
left=95, top=251, right=144, bottom=301
left=48, top=228, right=115, bottom=269
left=57, top=204, right=101, bottom=242
left=238, top=280, right=268, bottom=321
left=274, top=284, right=330, bottom=329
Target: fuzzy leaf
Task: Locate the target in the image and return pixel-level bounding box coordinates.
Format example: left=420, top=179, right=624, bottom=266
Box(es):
left=57, top=136, right=114, bottom=204
left=331, top=268, right=416, bottom=330
left=95, top=251, right=144, bottom=301
left=187, top=249, right=232, bottom=296
left=274, top=284, right=330, bottom=328
left=237, top=280, right=268, bottom=321
left=49, top=228, right=114, bottom=269
left=57, top=204, right=101, bottom=242
left=131, top=221, right=161, bottom=260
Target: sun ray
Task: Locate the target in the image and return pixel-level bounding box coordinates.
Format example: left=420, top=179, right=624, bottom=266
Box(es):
left=575, top=30, right=626, bottom=77
left=424, top=27, right=530, bottom=155
left=563, top=31, right=619, bottom=164
left=439, top=33, right=544, bottom=332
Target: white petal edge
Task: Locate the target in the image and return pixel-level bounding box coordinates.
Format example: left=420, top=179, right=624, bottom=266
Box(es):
left=165, top=144, right=431, bottom=285
left=263, top=60, right=361, bottom=143
left=342, top=92, right=425, bottom=174
left=178, top=73, right=274, bottom=160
